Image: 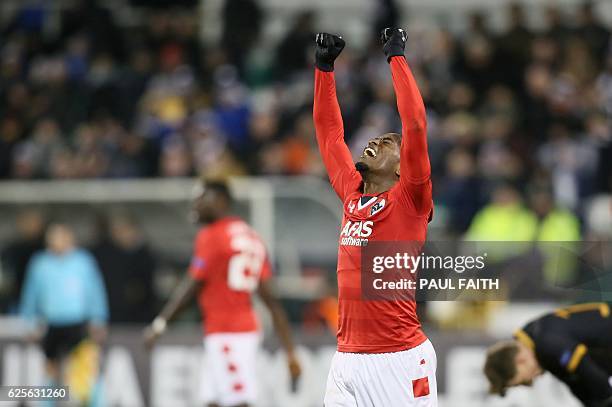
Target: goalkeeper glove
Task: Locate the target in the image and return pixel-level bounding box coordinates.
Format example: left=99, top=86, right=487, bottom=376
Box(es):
left=314, top=33, right=346, bottom=72
left=381, top=27, right=407, bottom=62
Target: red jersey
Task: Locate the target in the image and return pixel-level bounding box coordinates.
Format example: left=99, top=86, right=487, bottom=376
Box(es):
left=313, top=56, right=433, bottom=353
left=189, top=216, right=271, bottom=335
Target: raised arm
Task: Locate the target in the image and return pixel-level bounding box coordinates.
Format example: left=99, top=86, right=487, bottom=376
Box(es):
left=313, top=33, right=362, bottom=201
left=390, top=56, right=429, bottom=183
left=383, top=28, right=432, bottom=215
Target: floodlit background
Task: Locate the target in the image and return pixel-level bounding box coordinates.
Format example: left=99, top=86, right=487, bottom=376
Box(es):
left=0, top=0, right=611, bottom=406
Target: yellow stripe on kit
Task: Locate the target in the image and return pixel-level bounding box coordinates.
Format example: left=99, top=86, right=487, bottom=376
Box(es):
left=555, top=303, right=610, bottom=319
left=567, top=344, right=587, bottom=373
left=514, top=329, right=535, bottom=350
left=601, top=303, right=610, bottom=318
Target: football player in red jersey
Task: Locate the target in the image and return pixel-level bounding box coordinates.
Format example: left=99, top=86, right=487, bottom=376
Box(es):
left=144, top=180, right=301, bottom=407
left=313, top=29, right=437, bottom=406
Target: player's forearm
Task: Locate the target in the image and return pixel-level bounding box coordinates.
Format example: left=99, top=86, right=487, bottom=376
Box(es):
left=390, top=56, right=426, bottom=132
left=157, top=274, right=199, bottom=324
left=313, top=69, right=345, bottom=146
left=313, top=68, right=362, bottom=197
left=259, top=281, right=297, bottom=355
left=390, top=56, right=430, bottom=181
left=269, top=302, right=297, bottom=357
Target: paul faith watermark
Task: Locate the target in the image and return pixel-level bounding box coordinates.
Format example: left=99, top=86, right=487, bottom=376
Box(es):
left=370, top=252, right=498, bottom=293
left=361, top=240, right=612, bottom=302
left=372, top=277, right=500, bottom=291
left=360, top=242, right=505, bottom=301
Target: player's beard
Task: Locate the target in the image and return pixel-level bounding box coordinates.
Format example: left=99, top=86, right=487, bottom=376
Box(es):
left=355, top=161, right=369, bottom=173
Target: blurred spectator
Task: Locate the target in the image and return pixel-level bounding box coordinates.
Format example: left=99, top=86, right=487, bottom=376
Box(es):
left=0, top=210, right=46, bottom=312
left=530, top=187, right=581, bottom=241
left=596, top=137, right=612, bottom=193
left=276, top=11, right=316, bottom=79
left=456, top=30, right=498, bottom=95
left=522, top=64, right=554, bottom=140
left=59, top=0, right=124, bottom=59
left=213, top=66, right=252, bottom=156
left=585, top=195, right=612, bottom=240
left=497, top=2, right=533, bottom=88
left=538, top=123, right=599, bottom=210
left=221, top=0, right=263, bottom=72
left=438, top=148, right=484, bottom=233
left=92, top=214, right=157, bottom=323
left=373, top=0, right=400, bottom=38
left=466, top=184, right=538, bottom=241
left=575, top=1, right=610, bottom=67
left=11, top=118, right=64, bottom=179
left=159, top=136, right=193, bottom=177
left=20, top=222, right=107, bottom=404
left=281, top=111, right=319, bottom=174
left=529, top=187, right=581, bottom=285
left=543, top=5, right=571, bottom=44
left=465, top=184, right=539, bottom=265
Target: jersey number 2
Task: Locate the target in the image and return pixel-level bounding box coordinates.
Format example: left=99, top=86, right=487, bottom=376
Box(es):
left=227, top=233, right=266, bottom=292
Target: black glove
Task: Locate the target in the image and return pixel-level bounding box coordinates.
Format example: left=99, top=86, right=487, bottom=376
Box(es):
left=381, top=27, right=407, bottom=62
left=314, top=33, right=346, bottom=72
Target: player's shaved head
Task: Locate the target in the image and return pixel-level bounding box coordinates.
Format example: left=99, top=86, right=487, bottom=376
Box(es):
left=192, top=179, right=233, bottom=224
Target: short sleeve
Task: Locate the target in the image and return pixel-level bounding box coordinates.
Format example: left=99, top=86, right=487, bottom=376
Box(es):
left=189, top=230, right=212, bottom=281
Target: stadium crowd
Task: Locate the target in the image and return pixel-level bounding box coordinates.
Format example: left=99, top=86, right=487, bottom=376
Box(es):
left=1, top=1, right=610, bottom=233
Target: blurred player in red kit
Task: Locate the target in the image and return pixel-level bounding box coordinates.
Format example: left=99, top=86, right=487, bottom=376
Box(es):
left=144, top=180, right=301, bottom=407
left=313, top=29, right=436, bottom=406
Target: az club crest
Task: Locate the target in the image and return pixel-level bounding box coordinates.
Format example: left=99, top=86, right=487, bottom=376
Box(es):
left=370, top=199, right=386, bottom=216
